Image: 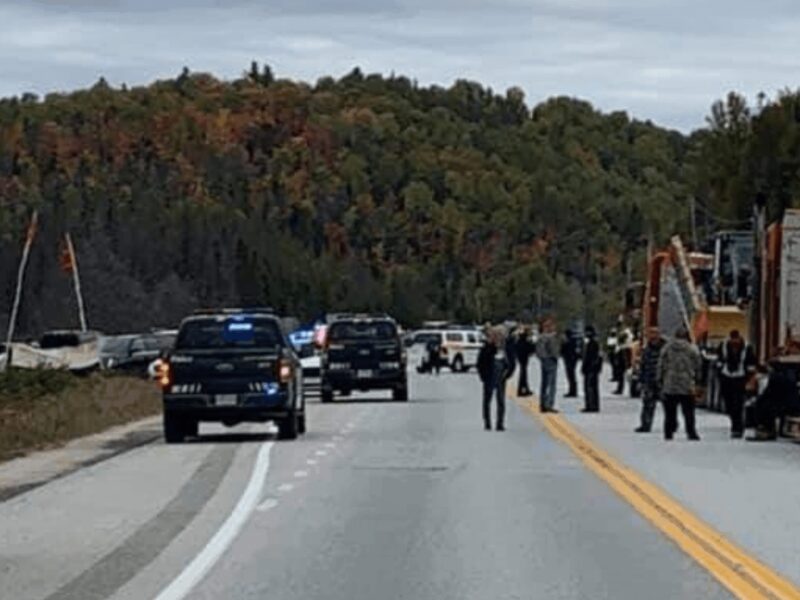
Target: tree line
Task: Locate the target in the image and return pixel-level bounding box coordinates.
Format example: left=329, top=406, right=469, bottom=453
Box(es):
left=0, top=63, right=794, bottom=336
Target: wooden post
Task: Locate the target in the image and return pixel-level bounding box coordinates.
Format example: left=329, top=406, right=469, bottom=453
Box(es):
left=64, top=233, right=88, bottom=332
left=5, top=211, right=38, bottom=368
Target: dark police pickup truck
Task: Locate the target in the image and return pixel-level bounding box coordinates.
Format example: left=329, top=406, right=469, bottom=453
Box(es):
left=159, top=309, right=305, bottom=443
left=320, top=315, right=408, bottom=403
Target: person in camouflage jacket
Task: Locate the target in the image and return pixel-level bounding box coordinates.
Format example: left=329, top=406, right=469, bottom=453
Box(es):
left=657, top=327, right=701, bottom=441
left=635, top=327, right=666, bottom=433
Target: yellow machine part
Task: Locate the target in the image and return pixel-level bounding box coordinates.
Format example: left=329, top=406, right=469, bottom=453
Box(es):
left=695, top=306, right=749, bottom=346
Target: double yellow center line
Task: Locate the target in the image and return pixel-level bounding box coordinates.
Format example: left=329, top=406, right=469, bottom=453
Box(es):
left=518, top=397, right=800, bottom=600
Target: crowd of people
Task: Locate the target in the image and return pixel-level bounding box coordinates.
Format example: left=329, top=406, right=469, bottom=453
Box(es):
left=474, top=318, right=800, bottom=442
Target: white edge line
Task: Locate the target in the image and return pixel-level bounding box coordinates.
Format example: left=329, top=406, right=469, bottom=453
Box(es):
left=153, top=441, right=274, bottom=600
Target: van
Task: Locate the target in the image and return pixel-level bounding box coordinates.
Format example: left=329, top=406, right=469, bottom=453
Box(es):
left=408, top=328, right=483, bottom=373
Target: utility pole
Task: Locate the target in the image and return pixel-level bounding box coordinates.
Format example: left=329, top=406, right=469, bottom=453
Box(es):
left=690, top=196, right=698, bottom=249
left=5, top=211, right=38, bottom=369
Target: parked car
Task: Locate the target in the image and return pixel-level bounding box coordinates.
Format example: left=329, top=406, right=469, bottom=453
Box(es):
left=101, top=330, right=176, bottom=376
left=99, top=334, right=138, bottom=369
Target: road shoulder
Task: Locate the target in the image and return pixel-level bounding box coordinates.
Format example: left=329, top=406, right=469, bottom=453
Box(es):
left=0, top=415, right=161, bottom=502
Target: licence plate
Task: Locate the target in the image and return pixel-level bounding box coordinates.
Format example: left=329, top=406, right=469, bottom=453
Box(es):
left=215, top=394, right=238, bottom=406
left=357, top=370, right=373, bottom=379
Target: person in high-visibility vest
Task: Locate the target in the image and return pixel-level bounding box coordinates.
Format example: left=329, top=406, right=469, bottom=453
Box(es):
left=717, top=330, right=756, bottom=438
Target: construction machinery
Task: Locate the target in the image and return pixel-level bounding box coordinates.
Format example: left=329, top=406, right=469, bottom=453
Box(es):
left=627, top=232, right=751, bottom=407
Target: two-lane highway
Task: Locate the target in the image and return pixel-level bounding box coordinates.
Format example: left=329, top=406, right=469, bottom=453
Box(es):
left=2, top=372, right=730, bottom=600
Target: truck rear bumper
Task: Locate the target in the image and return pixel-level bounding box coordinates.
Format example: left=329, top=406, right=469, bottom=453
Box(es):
left=163, top=391, right=296, bottom=422
left=323, top=371, right=406, bottom=391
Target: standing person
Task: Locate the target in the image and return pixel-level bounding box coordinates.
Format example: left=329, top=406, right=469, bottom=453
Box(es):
left=477, top=327, right=515, bottom=431
left=515, top=326, right=535, bottom=397
left=426, top=335, right=442, bottom=376
left=635, top=327, right=666, bottom=433
left=561, top=329, right=581, bottom=398
left=606, top=328, right=619, bottom=382
left=658, top=326, right=702, bottom=441
left=536, top=317, right=560, bottom=413
left=717, top=330, right=756, bottom=438
left=613, top=326, right=633, bottom=395
left=581, top=326, right=602, bottom=413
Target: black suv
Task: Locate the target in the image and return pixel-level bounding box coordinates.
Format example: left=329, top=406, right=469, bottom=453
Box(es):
left=321, top=315, right=408, bottom=402
left=159, top=309, right=305, bottom=443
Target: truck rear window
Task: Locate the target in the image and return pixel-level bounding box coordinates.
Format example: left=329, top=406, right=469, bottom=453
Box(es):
left=176, top=317, right=283, bottom=350
left=328, top=321, right=397, bottom=342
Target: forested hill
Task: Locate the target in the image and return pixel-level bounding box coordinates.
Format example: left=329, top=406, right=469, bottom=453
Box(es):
left=0, top=65, right=796, bottom=335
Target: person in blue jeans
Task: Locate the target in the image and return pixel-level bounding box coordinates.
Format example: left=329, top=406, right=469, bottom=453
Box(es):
left=536, top=317, right=560, bottom=413
left=477, top=327, right=516, bottom=431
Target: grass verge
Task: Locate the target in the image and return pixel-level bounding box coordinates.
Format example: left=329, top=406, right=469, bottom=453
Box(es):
left=0, top=369, right=160, bottom=463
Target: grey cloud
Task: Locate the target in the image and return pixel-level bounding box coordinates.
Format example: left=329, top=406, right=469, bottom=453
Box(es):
left=1, top=1, right=799, bottom=131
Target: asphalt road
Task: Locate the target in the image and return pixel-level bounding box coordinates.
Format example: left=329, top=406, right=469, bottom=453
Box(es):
left=1, top=371, right=731, bottom=600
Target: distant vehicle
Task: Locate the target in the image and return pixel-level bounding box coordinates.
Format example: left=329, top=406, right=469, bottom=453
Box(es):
left=8, top=330, right=101, bottom=371
left=407, top=327, right=483, bottom=372
left=300, top=353, right=322, bottom=398
left=102, top=330, right=177, bottom=376
left=99, top=334, right=138, bottom=369
left=159, top=308, right=304, bottom=443
left=320, top=314, right=407, bottom=402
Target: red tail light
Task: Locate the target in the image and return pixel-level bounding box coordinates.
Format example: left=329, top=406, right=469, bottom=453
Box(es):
left=156, top=359, right=172, bottom=389
left=279, top=359, right=293, bottom=384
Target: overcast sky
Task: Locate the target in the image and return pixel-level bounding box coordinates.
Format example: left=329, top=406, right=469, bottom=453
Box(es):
left=1, top=0, right=798, bottom=131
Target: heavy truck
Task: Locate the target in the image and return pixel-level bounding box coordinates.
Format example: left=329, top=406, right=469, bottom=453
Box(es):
left=628, top=208, right=800, bottom=417
left=626, top=233, right=751, bottom=406
left=755, top=209, right=800, bottom=366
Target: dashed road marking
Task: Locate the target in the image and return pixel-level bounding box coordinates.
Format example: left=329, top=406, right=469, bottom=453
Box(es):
left=294, top=470, right=308, bottom=478
left=315, top=450, right=327, bottom=456
left=277, top=483, right=294, bottom=493
left=256, top=498, right=278, bottom=512
left=306, top=459, right=317, bottom=465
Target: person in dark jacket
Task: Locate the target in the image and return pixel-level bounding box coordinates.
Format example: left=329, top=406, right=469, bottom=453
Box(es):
left=561, top=329, right=581, bottom=398
left=426, top=336, right=442, bottom=376
left=613, top=327, right=633, bottom=395
left=747, top=360, right=800, bottom=441
left=581, top=326, right=602, bottom=412
left=515, top=326, right=535, bottom=397
left=477, top=327, right=516, bottom=431
left=717, top=330, right=756, bottom=438
left=635, top=327, right=666, bottom=433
